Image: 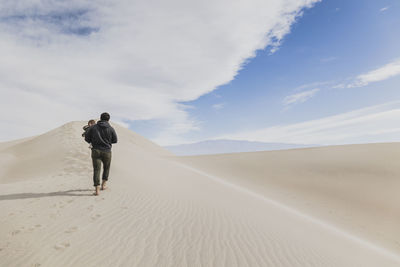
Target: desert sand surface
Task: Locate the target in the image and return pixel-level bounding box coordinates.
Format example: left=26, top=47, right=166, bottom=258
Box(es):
left=0, top=121, right=399, bottom=266
left=179, top=143, right=400, bottom=257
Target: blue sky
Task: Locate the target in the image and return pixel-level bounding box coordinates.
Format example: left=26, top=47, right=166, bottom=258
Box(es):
left=131, top=0, right=400, bottom=145
left=1, top=0, right=400, bottom=146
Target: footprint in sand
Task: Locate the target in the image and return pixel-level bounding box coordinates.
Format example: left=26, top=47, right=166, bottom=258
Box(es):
left=90, top=214, right=101, bottom=222
left=95, top=197, right=105, bottom=202
left=58, top=201, right=65, bottom=209
left=0, top=243, right=9, bottom=252
left=27, top=225, right=41, bottom=233
left=54, top=242, right=70, bottom=251
left=64, top=226, right=78, bottom=234
left=11, top=230, right=20, bottom=236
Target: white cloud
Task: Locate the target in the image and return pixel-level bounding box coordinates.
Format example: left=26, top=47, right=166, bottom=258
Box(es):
left=380, top=6, right=390, bottom=12
left=221, top=101, right=400, bottom=145
left=283, top=88, right=320, bottom=105
left=300, top=59, right=400, bottom=93
left=347, top=59, right=400, bottom=88
left=281, top=58, right=400, bottom=111
left=0, top=0, right=319, bottom=143
left=212, top=103, right=225, bottom=110
left=320, top=56, right=337, bottom=62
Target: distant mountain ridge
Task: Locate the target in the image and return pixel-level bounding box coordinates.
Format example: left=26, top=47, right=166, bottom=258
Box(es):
left=165, top=139, right=319, bottom=156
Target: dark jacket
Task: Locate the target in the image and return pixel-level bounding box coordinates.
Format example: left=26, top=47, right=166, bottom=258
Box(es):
left=82, top=125, right=91, bottom=137
left=85, top=121, right=118, bottom=152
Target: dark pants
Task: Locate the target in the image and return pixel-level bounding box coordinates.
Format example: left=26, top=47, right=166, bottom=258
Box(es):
left=91, top=149, right=112, bottom=186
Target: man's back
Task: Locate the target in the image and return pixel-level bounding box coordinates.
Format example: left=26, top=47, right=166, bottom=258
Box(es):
left=85, top=120, right=118, bottom=151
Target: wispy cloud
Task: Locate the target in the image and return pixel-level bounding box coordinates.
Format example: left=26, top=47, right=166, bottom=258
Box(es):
left=283, top=88, right=320, bottom=106
left=320, top=56, right=337, bottom=62
left=282, top=58, right=400, bottom=108
left=0, top=0, right=320, bottom=143
left=347, top=59, right=400, bottom=88
left=221, top=101, right=400, bottom=145
left=212, top=103, right=225, bottom=110
left=291, top=59, right=400, bottom=97
left=380, top=6, right=390, bottom=12
left=282, top=81, right=331, bottom=107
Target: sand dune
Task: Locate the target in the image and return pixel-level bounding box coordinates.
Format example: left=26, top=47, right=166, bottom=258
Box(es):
left=179, top=143, right=400, bottom=256
left=0, top=122, right=399, bottom=266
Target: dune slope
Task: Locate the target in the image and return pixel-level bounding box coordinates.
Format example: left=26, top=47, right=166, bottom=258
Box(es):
left=179, top=144, right=400, bottom=256
left=0, top=122, right=399, bottom=266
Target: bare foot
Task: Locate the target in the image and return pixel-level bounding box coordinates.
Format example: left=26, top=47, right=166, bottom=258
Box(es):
left=101, top=181, right=107, bottom=190
left=93, top=186, right=100, bottom=196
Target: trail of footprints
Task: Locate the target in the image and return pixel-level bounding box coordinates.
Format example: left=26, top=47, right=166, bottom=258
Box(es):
left=6, top=183, right=112, bottom=257
left=5, top=124, right=110, bottom=259
left=10, top=224, right=42, bottom=236
left=8, top=197, right=105, bottom=255
left=56, top=123, right=92, bottom=178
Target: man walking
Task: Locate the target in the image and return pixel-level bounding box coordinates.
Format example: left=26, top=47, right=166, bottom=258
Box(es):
left=85, top=112, right=118, bottom=196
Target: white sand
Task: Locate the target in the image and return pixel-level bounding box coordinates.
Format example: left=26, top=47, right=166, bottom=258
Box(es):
left=179, top=143, right=400, bottom=256
left=0, top=121, right=399, bottom=266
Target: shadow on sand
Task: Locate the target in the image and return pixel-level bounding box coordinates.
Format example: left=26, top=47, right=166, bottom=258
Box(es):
left=0, top=189, right=93, bottom=201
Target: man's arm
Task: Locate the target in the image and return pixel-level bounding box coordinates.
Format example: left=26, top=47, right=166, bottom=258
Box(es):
left=111, top=128, right=118, bottom=144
